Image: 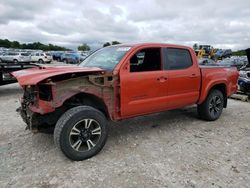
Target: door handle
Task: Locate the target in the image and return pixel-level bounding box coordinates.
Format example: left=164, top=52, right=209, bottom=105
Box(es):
left=157, top=76, right=168, bottom=82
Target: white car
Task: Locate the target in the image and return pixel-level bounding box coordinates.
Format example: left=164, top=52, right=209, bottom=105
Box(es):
left=31, top=52, right=53, bottom=64
left=0, top=52, right=31, bottom=63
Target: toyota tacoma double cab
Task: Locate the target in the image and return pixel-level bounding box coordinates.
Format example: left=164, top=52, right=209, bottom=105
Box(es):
left=12, top=43, right=239, bottom=161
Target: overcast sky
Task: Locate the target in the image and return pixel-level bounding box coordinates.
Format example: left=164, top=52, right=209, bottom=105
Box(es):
left=0, top=0, right=249, bottom=50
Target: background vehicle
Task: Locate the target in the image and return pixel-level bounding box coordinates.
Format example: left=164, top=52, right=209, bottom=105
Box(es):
left=215, top=49, right=232, bottom=59
left=238, top=70, right=250, bottom=94
left=218, top=57, right=247, bottom=70
left=31, top=52, right=52, bottom=64
left=0, top=62, right=38, bottom=86
left=0, top=52, right=5, bottom=63
left=198, top=58, right=216, bottom=65
left=238, top=48, right=250, bottom=94
left=195, top=45, right=216, bottom=59
left=1, top=52, right=31, bottom=63
left=13, top=43, right=239, bottom=161
left=52, top=51, right=64, bottom=61
left=61, top=52, right=80, bottom=64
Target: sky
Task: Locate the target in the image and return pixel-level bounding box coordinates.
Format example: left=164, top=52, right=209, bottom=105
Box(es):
left=0, top=0, right=250, bottom=50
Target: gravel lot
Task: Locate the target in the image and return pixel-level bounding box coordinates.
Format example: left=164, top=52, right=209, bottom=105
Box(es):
left=0, top=83, right=249, bottom=188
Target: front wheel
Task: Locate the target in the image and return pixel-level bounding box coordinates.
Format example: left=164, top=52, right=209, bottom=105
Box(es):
left=197, top=89, right=224, bottom=121
left=54, top=106, right=108, bottom=161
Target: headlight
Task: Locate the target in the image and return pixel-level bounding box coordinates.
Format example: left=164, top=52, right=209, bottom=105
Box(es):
left=24, top=85, right=38, bottom=104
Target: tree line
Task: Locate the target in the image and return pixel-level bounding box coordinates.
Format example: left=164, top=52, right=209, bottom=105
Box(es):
left=0, top=39, right=70, bottom=51
left=0, top=39, right=122, bottom=52
left=77, top=41, right=121, bottom=51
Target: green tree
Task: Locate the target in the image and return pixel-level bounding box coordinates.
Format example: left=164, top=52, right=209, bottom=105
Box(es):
left=0, top=38, right=70, bottom=51
left=193, top=43, right=198, bottom=50
left=103, top=42, right=111, bottom=47
left=232, top=50, right=246, bottom=56
left=10, top=41, right=20, bottom=48
left=78, top=43, right=90, bottom=51
left=0, top=39, right=11, bottom=48
left=111, top=41, right=121, bottom=45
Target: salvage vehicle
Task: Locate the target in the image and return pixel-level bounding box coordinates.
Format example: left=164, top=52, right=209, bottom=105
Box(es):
left=238, top=70, right=250, bottom=94
left=219, top=58, right=247, bottom=70
left=1, top=52, right=31, bottom=64
left=0, top=62, right=38, bottom=86
left=12, top=43, right=239, bottom=161
left=198, top=58, right=216, bottom=65
left=31, top=52, right=53, bottom=64
left=61, top=52, right=80, bottom=64
left=238, top=48, right=250, bottom=94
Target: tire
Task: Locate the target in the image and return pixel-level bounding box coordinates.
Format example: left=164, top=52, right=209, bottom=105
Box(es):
left=13, top=59, right=18, bottom=64
left=197, top=89, right=224, bottom=121
left=54, top=106, right=108, bottom=161
left=63, top=59, right=68, bottom=64
left=38, top=59, right=44, bottom=64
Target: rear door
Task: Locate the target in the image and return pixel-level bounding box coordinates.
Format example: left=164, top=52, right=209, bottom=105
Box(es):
left=120, top=47, right=168, bottom=118
left=163, top=48, right=201, bottom=108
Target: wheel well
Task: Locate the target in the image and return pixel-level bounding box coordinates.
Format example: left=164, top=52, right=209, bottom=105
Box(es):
left=209, top=84, right=227, bottom=108
left=34, top=93, right=110, bottom=132
left=63, top=93, right=110, bottom=119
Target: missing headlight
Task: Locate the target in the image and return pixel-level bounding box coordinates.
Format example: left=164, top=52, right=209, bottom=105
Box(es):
left=39, top=85, right=53, bottom=101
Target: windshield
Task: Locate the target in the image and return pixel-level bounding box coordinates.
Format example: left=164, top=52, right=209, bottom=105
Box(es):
left=79, top=46, right=131, bottom=69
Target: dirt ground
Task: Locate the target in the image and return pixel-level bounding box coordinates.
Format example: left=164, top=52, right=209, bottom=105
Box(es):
left=0, top=83, right=249, bottom=188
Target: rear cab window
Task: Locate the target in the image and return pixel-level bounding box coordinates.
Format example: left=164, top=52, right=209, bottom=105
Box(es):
left=163, top=48, right=193, bottom=70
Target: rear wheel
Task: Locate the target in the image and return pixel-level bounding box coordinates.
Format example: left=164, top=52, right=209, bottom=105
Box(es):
left=54, top=106, right=108, bottom=161
left=197, top=89, right=224, bottom=121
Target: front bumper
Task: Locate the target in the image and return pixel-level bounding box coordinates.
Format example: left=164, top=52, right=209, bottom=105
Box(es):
left=17, top=100, right=38, bottom=132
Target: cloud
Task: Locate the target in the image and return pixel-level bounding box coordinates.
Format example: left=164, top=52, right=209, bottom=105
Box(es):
left=0, top=0, right=249, bottom=50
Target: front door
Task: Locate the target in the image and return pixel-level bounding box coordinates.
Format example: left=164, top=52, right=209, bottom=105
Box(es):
left=120, top=48, right=168, bottom=118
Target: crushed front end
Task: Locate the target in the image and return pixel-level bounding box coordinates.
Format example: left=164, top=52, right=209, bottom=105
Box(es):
left=18, top=84, right=56, bottom=132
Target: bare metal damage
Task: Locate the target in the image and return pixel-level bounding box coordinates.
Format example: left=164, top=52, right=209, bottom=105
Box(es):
left=20, top=73, right=119, bottom=132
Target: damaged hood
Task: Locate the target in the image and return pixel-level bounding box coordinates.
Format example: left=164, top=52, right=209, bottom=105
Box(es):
left=12, top=65, right=104, bottom=85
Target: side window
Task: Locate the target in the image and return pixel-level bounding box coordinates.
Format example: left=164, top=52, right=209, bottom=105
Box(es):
left=163, top=48, right=193, bottom=70
left=36, top=53, right=39, bottom=56
left=130, top=48, right=161, bottom=72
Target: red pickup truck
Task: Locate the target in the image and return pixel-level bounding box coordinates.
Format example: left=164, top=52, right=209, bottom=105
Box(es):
left=13, top=43, right=239, bottom=161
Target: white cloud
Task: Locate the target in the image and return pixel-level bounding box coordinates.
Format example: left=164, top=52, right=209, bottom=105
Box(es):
left=0, top=0, right=249, bottom=50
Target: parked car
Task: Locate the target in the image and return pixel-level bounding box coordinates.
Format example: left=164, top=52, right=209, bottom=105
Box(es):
left=61, top=52, right=80, bottom=64
left=238, top=70, right=250, bottom=94
left=31, top=52, right=52, bottom=64
left=1, top=52, right=31, bottom=63
left=52, top=51, right=64, bottom=61
left=13, top=43, right=239, bottom=161
left=0, top=52, right=5, bottom=63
